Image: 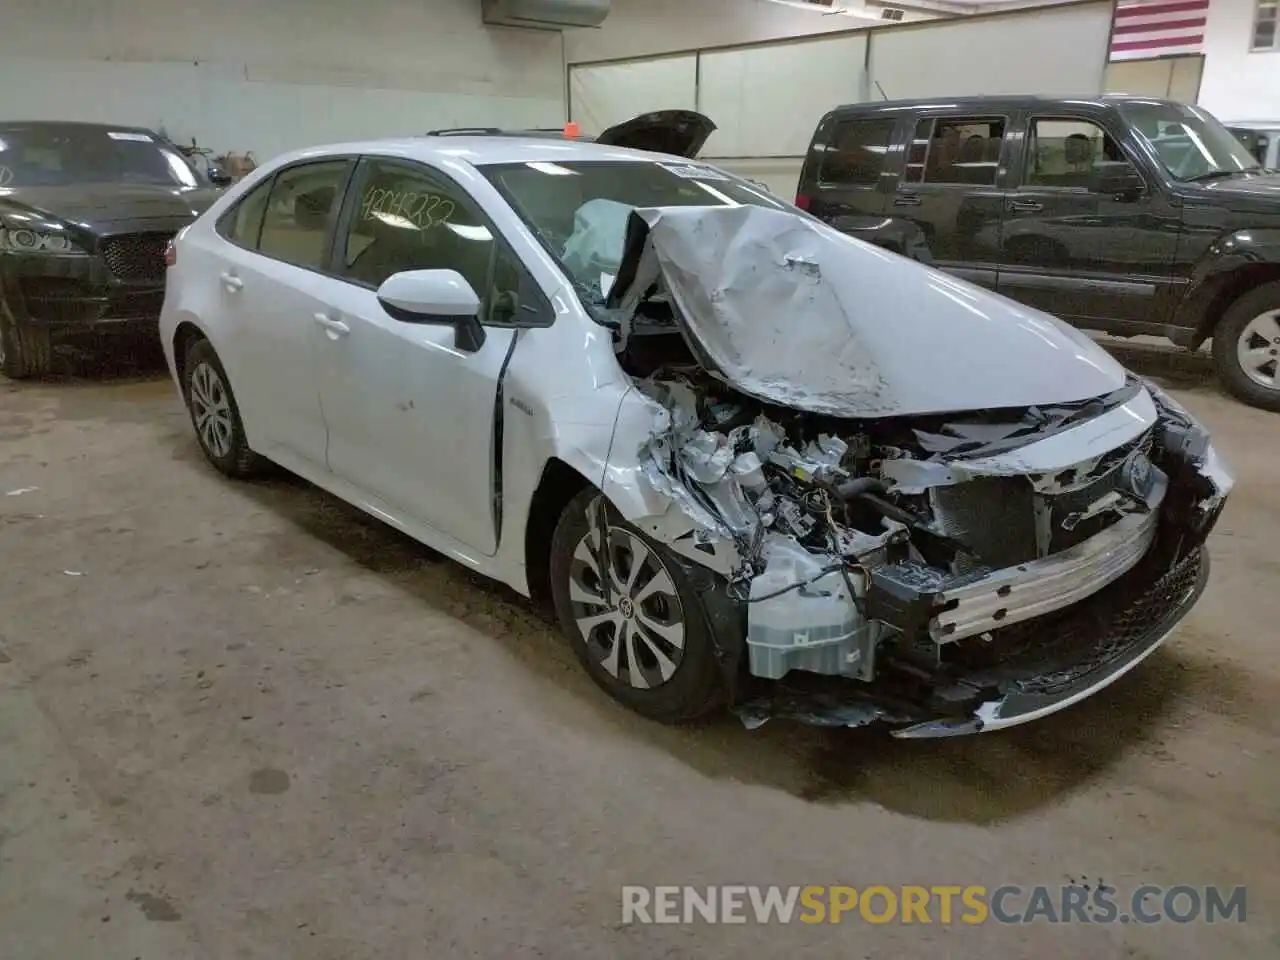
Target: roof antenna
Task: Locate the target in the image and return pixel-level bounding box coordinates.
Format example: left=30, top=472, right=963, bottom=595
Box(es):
left=874, top=81, right=889, bottom=101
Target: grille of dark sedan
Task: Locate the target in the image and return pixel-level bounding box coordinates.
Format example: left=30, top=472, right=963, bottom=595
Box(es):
left=100, top=232, right=173, bottom=283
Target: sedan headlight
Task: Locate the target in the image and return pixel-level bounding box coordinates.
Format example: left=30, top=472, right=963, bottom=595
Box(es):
left=0, top=225, right=84, bottom=254
left=1141, top=375, right=1197, bottom=426
left=1141, top=376, right=1234, bottom=507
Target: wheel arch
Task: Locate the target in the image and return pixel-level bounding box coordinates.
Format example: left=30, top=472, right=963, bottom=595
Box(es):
left=523, top=457, right=594, bottom=610
left=171, top=318, right=211, bottom=387
left=1189, top=262, right=1280, bottom=350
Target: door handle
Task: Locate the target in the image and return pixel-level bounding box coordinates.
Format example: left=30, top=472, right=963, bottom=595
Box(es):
left=893, top=193, right=922, bottom=207
left=313, top=313, right=350, bottom=337
left=220, top=272, right=243, bottom=292
left=1009, top=199, right=1044, bottom=213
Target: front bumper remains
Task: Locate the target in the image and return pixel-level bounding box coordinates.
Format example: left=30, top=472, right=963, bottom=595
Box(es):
left=732, top=391, right=1230, bottom=738
left=892, top=542, right=1208, bottom=737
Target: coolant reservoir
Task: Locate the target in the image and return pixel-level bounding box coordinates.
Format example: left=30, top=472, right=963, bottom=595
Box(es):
left=746, top=537, right=865, bottom=681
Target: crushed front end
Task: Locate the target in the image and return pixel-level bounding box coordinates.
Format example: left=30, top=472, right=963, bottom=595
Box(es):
left=594, top=203, right=1231, bottom=736
left=616, top=366, right=1230, bottom=738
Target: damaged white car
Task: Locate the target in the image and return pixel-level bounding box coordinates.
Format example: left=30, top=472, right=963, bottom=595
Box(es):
left=161, top=121, right=1232, bottom=737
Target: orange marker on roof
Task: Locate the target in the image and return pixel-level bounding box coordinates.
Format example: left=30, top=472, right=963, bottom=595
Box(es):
left=563, top=121, right=581, bottom=138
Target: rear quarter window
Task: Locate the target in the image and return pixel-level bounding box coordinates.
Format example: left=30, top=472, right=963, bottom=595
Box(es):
left=816, top=117, right=896, bottom=186
left=215, top=179, right=272, bottom=249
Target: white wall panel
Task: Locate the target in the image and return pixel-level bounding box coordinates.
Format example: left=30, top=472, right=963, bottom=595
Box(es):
left=697, top=36, right=867, bottom=158
left=713, top=158, right=806, bottom=199
left=0, top=0, right=564, bottom=160
left=868, top=2, right=1113, bottom=100
left=568, top=56, right=699, bottom=134
left=1103, top=55, right=1204, bottom=103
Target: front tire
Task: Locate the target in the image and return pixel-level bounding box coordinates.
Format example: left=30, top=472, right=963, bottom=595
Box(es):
left=1213, top=281, right=1280, bottom=413
left=182, top=338, right=264, bottom=478
left=549, top=489, right=724, bottom=723
left=0, top=311, right=53, bottom=380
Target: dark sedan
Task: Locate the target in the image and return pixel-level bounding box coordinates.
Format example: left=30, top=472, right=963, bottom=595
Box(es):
left=0, top=121, right=223, bottom=377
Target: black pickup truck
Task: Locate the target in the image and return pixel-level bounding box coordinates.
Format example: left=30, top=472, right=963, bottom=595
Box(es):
left=797, top=95, right=1280, bottom=411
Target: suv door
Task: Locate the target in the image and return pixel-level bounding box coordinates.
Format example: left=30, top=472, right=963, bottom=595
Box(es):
left=303, top=156, right=537, bottom=555
left=889, top=113, right=1012, bottom=290
left=211, top=158, right=353, bottom=468
left=996, top=110, right=1179, bottom=330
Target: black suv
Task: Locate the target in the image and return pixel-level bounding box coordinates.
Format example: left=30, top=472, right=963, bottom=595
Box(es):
left=798, top=95, right=1280, bottom=412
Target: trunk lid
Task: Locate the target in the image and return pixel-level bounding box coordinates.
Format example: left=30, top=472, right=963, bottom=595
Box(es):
left=595, top=110, right=717, bottom=159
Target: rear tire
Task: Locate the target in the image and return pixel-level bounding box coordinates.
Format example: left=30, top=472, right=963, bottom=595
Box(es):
left=1212, top=281, right=1280, bottom=413
left=182, top=338, right=264, bottom=478
left=549, top=488, right=725, bottom=723
left=0, top=310, right=53, bottom=380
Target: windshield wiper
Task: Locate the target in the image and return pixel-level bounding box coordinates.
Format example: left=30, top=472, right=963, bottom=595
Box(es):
left=1184, top=167, right=1260, bottom=183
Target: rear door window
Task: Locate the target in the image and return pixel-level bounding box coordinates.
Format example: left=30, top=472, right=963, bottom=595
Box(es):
left=819, top=117, right=896, bottom=186
left=904, top=117, right=1007, bottom=186
left=256, top=160, right=352, bottom=271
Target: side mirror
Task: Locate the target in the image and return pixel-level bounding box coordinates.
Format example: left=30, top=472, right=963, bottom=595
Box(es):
left=1097, top=164, right=1145, bottom=201
left=207, top=166, right=234, bottom=188
left=376, top=269, right=486, bottom=352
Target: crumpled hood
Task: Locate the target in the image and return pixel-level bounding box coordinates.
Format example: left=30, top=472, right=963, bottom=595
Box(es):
left=607, top=205, right=1127, bottom=418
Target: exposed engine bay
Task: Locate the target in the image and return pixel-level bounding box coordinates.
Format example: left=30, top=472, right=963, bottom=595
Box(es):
left=598, top=206, right=1233, bottom=737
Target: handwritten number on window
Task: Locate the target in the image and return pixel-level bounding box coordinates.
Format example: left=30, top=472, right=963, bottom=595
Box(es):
left=360, top=187, right=457, bottom=231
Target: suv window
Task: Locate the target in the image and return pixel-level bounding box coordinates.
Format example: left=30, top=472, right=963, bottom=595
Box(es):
left=338, top=159, right=494, bottom=296
left=258, top=161, right=350, bottom=270
left=216, top=179, right=271, bottom=248
left=904, top=117, right=1006, bottom=186
left=1026, top=118, right=1129, bottom=190
left=819, top=117, right=895, bottom=185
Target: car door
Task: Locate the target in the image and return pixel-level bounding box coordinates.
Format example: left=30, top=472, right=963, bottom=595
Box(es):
left=996, top=111, right=1180, bottom=330
left=212, top=158, right=354, bottom=468
left=889, top=113, right=1011, bottom=290
left=304, top=156, right=526, bottom=555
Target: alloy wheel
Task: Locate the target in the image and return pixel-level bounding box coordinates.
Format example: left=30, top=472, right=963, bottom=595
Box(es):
left=189, top=361, right=234, bottom=458
left=567, top=523, right=687, bottom=689
left=1235, top=308, right=1280, bottom=390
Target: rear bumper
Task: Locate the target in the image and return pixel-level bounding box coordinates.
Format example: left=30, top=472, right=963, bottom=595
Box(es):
left=0, top=252, right=164, bottom=334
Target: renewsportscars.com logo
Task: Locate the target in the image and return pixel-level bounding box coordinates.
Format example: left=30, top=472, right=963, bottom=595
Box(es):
left=621, top=884, right=1247, bottom=926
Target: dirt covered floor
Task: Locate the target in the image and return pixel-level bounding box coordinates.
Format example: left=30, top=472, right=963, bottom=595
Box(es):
left=1, top=344, right=1277, bottom=959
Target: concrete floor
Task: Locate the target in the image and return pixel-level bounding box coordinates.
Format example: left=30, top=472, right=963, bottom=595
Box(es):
left=1, top=346, right=1278, bottom=960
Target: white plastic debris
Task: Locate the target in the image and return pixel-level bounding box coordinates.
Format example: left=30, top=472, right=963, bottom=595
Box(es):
left=5, top=487, right=38, bottom=496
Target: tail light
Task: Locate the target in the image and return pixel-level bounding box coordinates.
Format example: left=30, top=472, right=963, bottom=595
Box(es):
left=163, top=239, right=176, bottom=267
left=794, top=193, right=812, bottom=211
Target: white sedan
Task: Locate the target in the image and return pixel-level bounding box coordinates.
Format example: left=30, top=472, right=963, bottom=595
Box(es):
left=160, top=120, right=1232, bottom=736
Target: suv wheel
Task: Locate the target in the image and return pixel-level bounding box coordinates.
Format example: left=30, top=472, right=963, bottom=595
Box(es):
left=182, top=338, right=264, bottom=477
left=549, top=488, right=724, bottom=723
left=1213, top=281, right=1280, bottom=413
left=0, top=311, right=53, bottom=379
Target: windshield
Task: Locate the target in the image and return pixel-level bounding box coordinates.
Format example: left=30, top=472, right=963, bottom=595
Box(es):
left=1118, top=101, right=1261, bottom=181
left=481, top=159, right=794, bottom=306
left=0, top=125, right=200, bottom=189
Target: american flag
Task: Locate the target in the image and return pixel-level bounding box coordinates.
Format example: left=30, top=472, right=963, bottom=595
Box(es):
left=1108, top=0, right=1209, bottom=61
